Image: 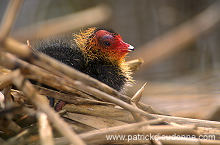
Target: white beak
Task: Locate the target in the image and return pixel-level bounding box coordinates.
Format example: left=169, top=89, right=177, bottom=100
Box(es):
left=128, top=45, right=134, bottom=51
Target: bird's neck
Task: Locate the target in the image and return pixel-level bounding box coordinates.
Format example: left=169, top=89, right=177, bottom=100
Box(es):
left=84, top=49, right=126, bottom=67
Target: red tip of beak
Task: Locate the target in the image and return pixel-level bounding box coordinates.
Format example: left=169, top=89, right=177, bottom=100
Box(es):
left=120, top=42, right=134, bottom=52
left=128, top=45, right=134, bottom=52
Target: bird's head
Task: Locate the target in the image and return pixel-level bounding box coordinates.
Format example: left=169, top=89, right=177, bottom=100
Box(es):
left=74, top=27, right=134, bottom=64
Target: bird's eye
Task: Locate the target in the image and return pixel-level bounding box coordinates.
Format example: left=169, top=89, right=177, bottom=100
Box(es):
left=103, top=41, right=111, bottom=46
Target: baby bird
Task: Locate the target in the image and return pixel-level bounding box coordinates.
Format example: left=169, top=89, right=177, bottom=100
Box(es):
left=35, top=27, right=134, bottom=110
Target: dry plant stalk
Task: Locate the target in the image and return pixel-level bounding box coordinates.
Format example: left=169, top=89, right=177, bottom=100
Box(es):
left=126, top=58, right=144, bottom=72
left=38, top=112, right=54, bottom=145
left=12, top=69, right=86, bottom=145
left=130, top=83, right=147, bottom=121
left=63, top=104, right=134, bottom=123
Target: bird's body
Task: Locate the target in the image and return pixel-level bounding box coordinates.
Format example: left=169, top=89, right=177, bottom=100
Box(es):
left=35, top=28, right=134, bottom=92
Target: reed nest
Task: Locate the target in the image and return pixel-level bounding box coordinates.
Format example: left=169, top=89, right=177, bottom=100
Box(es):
left=1, top=1, right=220, bottom=145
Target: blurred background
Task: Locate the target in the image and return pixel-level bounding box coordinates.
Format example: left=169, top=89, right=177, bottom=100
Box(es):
left=0, top=0, right=220, bottom=119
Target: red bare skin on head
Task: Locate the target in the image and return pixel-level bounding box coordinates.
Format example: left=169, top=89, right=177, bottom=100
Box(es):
left=91, top=30, right=134, bottom=62
left=75, top=28, right=134, bottom=64
left=94, top=30, right=131, bottom=52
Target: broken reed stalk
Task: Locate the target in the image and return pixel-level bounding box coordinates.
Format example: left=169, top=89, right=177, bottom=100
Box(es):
left=78, top=122, right=220, bottom=145
left=130, top=1, right=220, bottom=69
left=52, top=119, right=163, bottom=144
left=38, top=112, right=54, bottom=145
left=155, top=114, right=220, bottom=128
left=126, top=58, right=144, bottom=72
left=65, top=80, right=156, bottom=119
left=130, top=83, right=147, bottom=121
left=13, top=86, right=112, bottom=106
left=80, top=118, right=164, bottom=140
left=81, top=125, right=197, bottom=144
left=63, top=104, right=133, bottom=123
left=63, top=112, right=127, bottom=129
left=131, top=83, right=147, bottom=105
left=10, top=69, right=86, bottom=145
left=62, top=98, right=220, bottom=133
left=36, top=86, right=112, bottom=105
